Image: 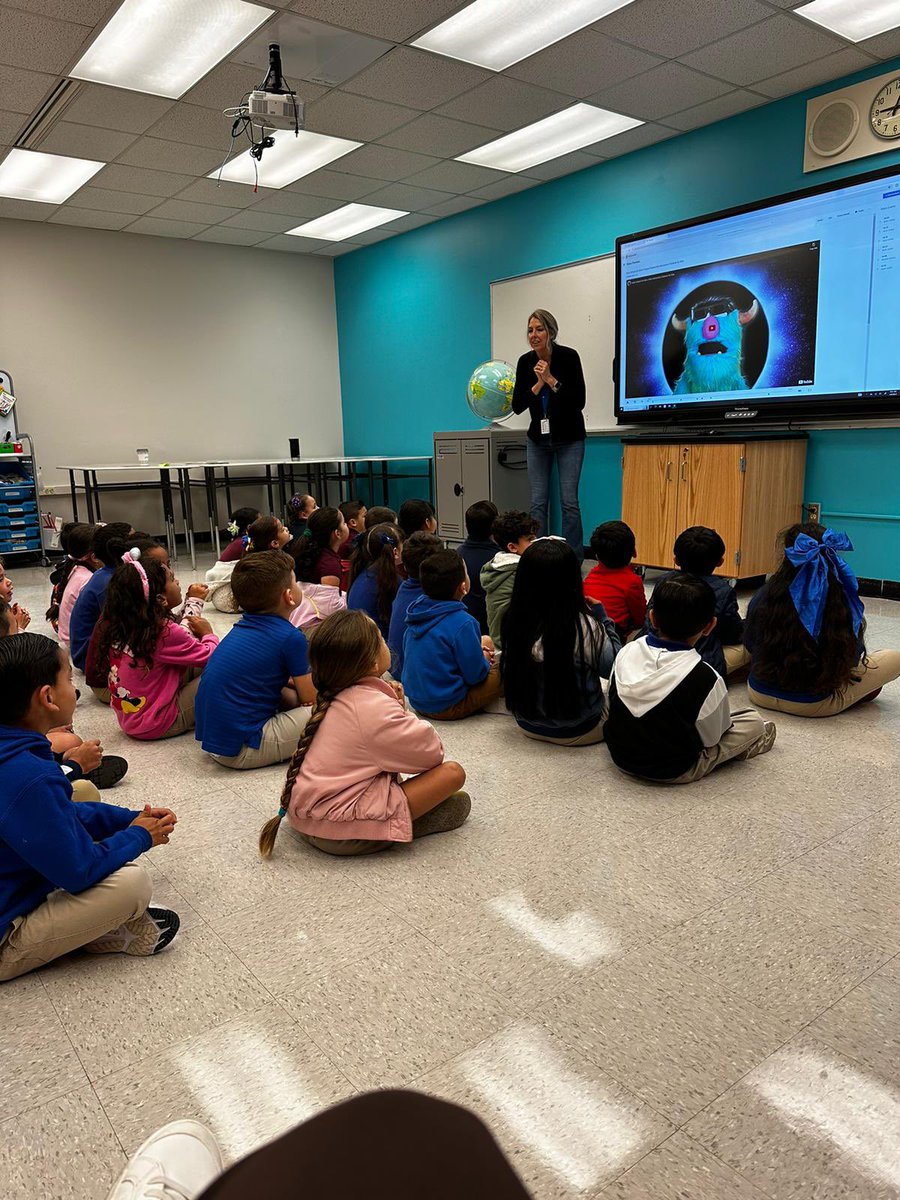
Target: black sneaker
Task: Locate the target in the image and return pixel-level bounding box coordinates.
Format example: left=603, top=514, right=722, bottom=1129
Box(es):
left=84, top=755, right=129, bottom=789
left=148, top=907, right=181, bottom=954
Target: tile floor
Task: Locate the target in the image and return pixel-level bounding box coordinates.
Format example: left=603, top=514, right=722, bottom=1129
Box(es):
left=3, top=554, right=900, bottom=1200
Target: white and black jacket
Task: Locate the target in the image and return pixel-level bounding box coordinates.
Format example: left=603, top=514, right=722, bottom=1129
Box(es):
left=605, top=634, right=731, bottom=780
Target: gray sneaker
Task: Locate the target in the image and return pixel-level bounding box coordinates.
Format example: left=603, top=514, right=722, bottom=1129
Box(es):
left=412, top=791, right=472, bottom=838
left=736, top=720, right=777, bottom=761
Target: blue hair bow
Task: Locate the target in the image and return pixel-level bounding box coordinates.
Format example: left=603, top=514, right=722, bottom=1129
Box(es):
left=784, top=528, right=865, bottom=641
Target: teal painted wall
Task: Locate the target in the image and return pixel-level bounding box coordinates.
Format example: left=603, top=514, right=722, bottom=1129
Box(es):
left=335, top=58, right=900, bottom=579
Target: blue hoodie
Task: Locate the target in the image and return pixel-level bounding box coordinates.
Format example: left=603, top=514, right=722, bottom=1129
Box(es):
left=387, top=577, right=422, bottom=679
left=0, top=725, right=150, bottom=934
left=402, top=594, right=489, bottom=714
left=69, top=564, right=115, bottom=671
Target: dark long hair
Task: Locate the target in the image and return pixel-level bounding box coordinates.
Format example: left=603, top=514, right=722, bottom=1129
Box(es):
left=46, top=522, right=97, bottom=623
left=348, top=523, right=403, bottom=628
left=95, top=553, right=171, bottom=670
left=245, top=515, right=283, bottom=554
left=746, top=522, right=866, bottom=696
left=501, top=539, right=603, bottom=721
left=290, top=507, right=342, bottom=581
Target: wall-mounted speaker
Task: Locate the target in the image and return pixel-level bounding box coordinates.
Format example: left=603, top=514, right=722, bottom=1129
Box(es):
left=804, top=67, right=900, bottom=173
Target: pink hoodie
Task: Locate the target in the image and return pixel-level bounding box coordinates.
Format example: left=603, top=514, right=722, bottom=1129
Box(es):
left=288, top=677, right=443, bottom=843
left=58, top=565, right=93, bottom=649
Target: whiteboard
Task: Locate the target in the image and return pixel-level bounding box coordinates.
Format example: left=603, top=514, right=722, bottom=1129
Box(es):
left=490, top=253, right=618, bottom=432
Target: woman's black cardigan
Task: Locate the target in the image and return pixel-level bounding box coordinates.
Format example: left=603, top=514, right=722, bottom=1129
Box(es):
left=511, top=343, right=587, bottom=444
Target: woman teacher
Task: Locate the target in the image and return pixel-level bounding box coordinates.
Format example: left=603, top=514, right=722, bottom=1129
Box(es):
left=511, top=309, right=586, bottom=559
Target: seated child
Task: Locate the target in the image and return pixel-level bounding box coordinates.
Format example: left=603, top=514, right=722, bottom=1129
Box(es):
left=98, top=549, right=219, bottom=740
left=289, top=581, right=347, bottom=635
left=338, top=499, right=367, bottom=558
left=403, top=550, right=501, bottom=720
left=0, top=633, right=179, bottom=981
left=388, top=531, right=442, bottom=679
left=457, top=500, right=498, bottom=635
left=745, top=522, right=900, bottom=717
left=207, top=512, right=284, bottom=613
left=290, top=507, right=348, bottom=589
left=195, top=550, right=316, bottom=769
left=583, top=520, right=647, bottom=639
left=398, top=498, right=438, bottom=539
left=644, top=526, right=747, bottom=676
left=481, top=510, right=538, bottom=649
left=219, top=507, right=260, bottom=562
left=346, top=522, right=404, bottom=637
left=259, top=610, right=469, bottom=858
left=606, top=574, right=775, bottom=784
left=46, top=522, right=97, bottom=638
left=503, top=539, right=619, bottom=746
left=365, top=505, right=397, bottom=530
left=69, top=522, right=133, bottom=672
left=0, top=557, right=30, bottom=634
left=287, top=493, right=317, bottom=538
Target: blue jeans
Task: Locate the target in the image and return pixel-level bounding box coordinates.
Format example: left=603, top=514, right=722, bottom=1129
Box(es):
left=526, top=438, right=585, bottom=559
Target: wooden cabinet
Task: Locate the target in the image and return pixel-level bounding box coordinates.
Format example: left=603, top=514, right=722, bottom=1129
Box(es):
left=621, top=437, right=807, bottom=579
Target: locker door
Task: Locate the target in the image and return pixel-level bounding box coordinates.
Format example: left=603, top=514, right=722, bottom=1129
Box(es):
left=434, top=439, right=464, bottom=539
left=461, top=438, right=491, bottom=517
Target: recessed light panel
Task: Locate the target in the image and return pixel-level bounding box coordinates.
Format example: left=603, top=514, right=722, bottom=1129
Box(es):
left=0, top=149, right=104, bottom=203
left=213, top=129, right=362, bottom=189
left=71, top=0, right=272, bottom=99
left=796, top=0, right=900, bottom=42
left=457, top=104, right=642, bottom=172
left=413, top=0, right=635, bottom=71
left=287, top=203, right=407, bottom=241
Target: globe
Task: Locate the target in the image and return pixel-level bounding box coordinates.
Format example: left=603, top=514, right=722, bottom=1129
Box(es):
left=466, top=360, right=516, bottom=423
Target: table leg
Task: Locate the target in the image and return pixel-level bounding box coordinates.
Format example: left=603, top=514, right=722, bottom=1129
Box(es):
left=82, top=471, right=95, bottom=523
left=276, top=463, right=288, bottom=518
left=223, top=467, right=232, bottom=516
left=205, top=467, right=220, bottom=558
left=160, top=469, right=177, bottom=563
left=68, top=470, right=79, bottom=522
left=91, top=471, right=103, bottom=520
left=179, top=468, right=197, bottom=571
left=381, top=460, right=389, bottom=505
left=265, top=466, right=275, bottom=515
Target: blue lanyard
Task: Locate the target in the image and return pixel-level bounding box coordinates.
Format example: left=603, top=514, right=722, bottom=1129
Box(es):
left=541, top=384, right=551, bottom=415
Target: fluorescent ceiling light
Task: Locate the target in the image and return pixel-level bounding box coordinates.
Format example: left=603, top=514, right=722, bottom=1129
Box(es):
left=458, top=104, right=642, bottom=172
left=71, top=0, right=272, bottom=99
left=795, top=0, right=900, bottom=41
left=213, top=129, right=361, bottom=189
left=0, top=149, right=104, bottom=203
left=413, top=0, right=635, bottom=70
left=287, top=203, right=408, bottom=241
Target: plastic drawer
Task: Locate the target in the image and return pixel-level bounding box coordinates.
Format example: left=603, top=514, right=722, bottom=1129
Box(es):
left=0, top=487, right=35, bottom=503
left=0, top=501, right=37, bottom=516
left=0, top=539, right=41, bottom=553
left=0, top=516, right=39, bottom=531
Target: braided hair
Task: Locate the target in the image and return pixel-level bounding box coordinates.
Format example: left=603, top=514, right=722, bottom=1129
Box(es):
left=259, top=610, right=383, bottom=857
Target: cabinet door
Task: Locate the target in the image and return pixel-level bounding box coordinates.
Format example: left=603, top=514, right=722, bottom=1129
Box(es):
left=434, top=439, right=463, bottom=539
left=462, top=438, right=491, bottom=511
left=621, top=443, right=678, bottom=568
left=675, top=443, right=745, bottom=576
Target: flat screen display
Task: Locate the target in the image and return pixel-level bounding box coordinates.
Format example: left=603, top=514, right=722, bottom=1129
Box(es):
left=615, top=163, right=900, bottom=424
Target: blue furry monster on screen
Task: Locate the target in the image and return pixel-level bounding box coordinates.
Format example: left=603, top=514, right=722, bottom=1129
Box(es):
left=671, top=296, right=760, bottom=394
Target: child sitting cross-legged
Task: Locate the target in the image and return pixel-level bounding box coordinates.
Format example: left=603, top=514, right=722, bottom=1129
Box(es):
left=98, top=549, right=219, bottom=740
left=205, top=506, right=260, bottom=613
left=0, top=633, right=180, bottom=981
left=259, top=610, right=470, bottom=858
left=195, top=550, right=316, bottom=769
left=605, top=574, right=775, bottom=784
left=287, top=493, right=317, bottom=539
left=290, top=507, right=348, bottom=590
left=338, top=499, right=367, bottom=559
left=46, top=522, right=98, bottom=643
left=403, top=549, right=501, bottom=720
left=481, top=510, right=538, bottom=649
left=583, top=520, right=647, bottom=640
left=69, top=522, right=133, bottom=672
left=398, top=498, right=437, bottom=540
left=346, top=522, right=404, bottom=637
left=457, top=500, right=498, bottom=635
left=388, top=531, right=443, bottom=679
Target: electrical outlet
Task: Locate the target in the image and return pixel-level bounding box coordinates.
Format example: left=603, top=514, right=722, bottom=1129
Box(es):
left=807, top=502, right=821, bottom=522
left=43, top=485, right=55, bottom=496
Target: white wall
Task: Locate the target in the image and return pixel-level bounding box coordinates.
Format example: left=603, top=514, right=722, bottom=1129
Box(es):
left=0, top=219, right=343, bottom=532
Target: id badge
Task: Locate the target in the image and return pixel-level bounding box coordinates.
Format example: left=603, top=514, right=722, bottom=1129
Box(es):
left=540, top=418, right=550, bottom=436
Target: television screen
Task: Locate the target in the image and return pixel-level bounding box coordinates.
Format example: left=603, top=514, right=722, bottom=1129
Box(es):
left=615, top=163, right=900, bottom=424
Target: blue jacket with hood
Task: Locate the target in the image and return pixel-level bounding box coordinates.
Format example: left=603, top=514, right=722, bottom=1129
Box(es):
left=0, top=725, right=150, bottom=935
left=402, top=595, right=489, bottom=713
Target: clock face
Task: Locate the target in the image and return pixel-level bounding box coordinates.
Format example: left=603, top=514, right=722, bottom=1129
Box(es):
left=871, top=77, right=900, bottom=140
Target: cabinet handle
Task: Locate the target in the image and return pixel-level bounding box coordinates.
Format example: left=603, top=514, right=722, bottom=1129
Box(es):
left=453, top=483, right=464, bottom=496
left=680, top=461, right=687, bottom=482
left=665, top=461, right=673, bottom=481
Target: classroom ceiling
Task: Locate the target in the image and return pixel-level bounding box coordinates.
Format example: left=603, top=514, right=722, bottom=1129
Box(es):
left=0, top=0, right=897, bottom=256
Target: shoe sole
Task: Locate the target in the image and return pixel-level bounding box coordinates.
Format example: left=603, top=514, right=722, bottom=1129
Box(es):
left=84, top=756, right=129, bottom=789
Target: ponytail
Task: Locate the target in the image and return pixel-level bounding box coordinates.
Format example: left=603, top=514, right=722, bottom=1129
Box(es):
left=259, top=694, right=332, bottom=857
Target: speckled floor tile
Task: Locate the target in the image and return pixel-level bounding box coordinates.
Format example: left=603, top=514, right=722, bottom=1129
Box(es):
left=600, top=1130, right=769, bottom=1198
left=808, top=958, right=900, bottom=1087
left=94, top=1005, right=355, bottom=1162
left=0, top=977, right=87, bottom=1121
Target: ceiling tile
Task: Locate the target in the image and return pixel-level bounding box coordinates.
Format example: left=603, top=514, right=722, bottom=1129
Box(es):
left=250, top=190, right=338, bottom=218
left=144, top=103, right=234, bottom=152
left=596, top=0, right=774, bottom=59
left=360, top=181, right=456, bottom=211
left=524, top=150, right=602, bottom=180
left=220, top=209, right=306, bottom=233
left=662, top=89, right=768, bottom=131
left=383, top=211, right=440, bottom=231
left=61, top=83, right=174, bottom=135
left=283, top=167, right=383, bottom=200
left=147, top=198, right=243, bottom=224
left=860, top=28, right=900, bottom=60
left=184, top=62, right=329, bottom=112
left=754, top=48, right=876, bottom=98
left=435, top=76, right=572, bottom=131
left=679, top=14, right=845, bottom=88
left=468, top=174, right=543, bottom=201
left=48, top=207, right=133, bottom=230
left=335, top=143, right=441, bottom=180
left=0, top=195, right=54, bottom=220
left=422, top=194, right=488, bottom=217
left=193, top=225, right=272, bottom=246
left=305, top=91, right=418, bottom=141
left=173, top=176, right=273, bottom=208
left=342, top=46, right=491, bottom=110
left=126, top=216, right=212, bottom=239
left=287, top=0, right=466, bottom=43
left=377, top=112, right=504, bottom=158
left=403, top=159, right=505, bottom=193
left=4, top=0, right=112, bottom=21
left=0, top=66, right=56, bottom=115
left=256, top=233, right=330, bottom=252
left=0, top=9, right=91, bottom=74
left=89, top=163, right=195, bottom=197
left=36, top=121, right=136, bottom=160
left=508, top=29, right=663, bottom=97
left=115, top=137, right=224, bottom=177
left=344, top=226, right=396, bottom=244
left=67, top=185, right=159, bottom=215
left=314, top=241, right=360, bottom=256
left=0, top=110, right=25, bottom=144
left=588, top=63, right=732, bottom=120
left=581, top=121, right=677, bottom=158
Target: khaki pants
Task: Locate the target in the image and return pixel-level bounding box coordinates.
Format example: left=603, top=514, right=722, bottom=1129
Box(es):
left=664, top=707, right=767, bottom=783
left=300, top=834, right=391, bottom=857
left=211, top=705, right=312, bottom=769
left=419, top=665, right=502, bottom=721
left=71, top=780, right=102, bottom=802
left=0, top=863, right=152, bottom=982
left=748, top=649, right=900, bottom=718
left=161, top=668, right=203, bottom=739
left=723, top=644, right=751, bottom=674
left=522, top=721, right=605, bottom=746
left=91, top=685, right=111, bottom=705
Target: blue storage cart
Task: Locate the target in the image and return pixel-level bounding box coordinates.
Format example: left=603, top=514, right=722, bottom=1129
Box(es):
left=0, top=370, right=46, bottom=563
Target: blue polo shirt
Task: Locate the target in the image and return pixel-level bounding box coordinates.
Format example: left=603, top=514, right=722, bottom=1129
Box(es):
left=194, top=613, right=309, bottom=757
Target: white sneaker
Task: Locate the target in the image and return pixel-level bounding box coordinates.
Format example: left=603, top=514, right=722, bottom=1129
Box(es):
left=106, top=1120, right=224, bottom=1200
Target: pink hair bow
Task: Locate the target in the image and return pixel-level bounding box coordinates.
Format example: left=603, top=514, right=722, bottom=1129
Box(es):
left=122, top=548, right=149, bottom=600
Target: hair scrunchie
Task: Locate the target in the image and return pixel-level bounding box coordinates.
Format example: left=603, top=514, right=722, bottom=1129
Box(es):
left=122, top=547, right=149, bottom=600
left=378, top=533, right=397, bottom=547
left=277, top=806, right=287, bottom=818
left=227, top=520, right=239, bottom=536
left=301, top=527, right=313, bottom=539
left=785, top=528, right=865, bottom=642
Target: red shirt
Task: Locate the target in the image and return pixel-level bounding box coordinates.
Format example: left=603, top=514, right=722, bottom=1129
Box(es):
left=583, top=563, right=647, bottom=632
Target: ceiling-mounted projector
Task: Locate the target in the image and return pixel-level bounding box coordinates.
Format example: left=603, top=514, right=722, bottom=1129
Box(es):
left=246, top=43, right=303, bottom=131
